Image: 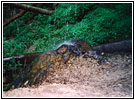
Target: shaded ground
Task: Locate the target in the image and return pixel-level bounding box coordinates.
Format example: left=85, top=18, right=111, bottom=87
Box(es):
left=3, top=52, right=132, bottom=98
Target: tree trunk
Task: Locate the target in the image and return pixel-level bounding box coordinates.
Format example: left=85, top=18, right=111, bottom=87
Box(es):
left=5, top=3, right=53, bottom=15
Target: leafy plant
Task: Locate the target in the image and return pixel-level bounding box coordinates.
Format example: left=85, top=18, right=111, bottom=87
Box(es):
left=3, top=3, right=132, bottom=58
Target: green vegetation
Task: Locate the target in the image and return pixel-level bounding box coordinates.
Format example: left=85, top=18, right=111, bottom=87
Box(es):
left=2, top=3, right=132, bottom=91
left=3, top=3, right=132, bottom=57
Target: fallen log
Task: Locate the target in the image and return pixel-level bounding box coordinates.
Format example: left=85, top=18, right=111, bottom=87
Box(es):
left=3, top=40, right=132, bottom=65
left=91, top=40, right=132, bottom=54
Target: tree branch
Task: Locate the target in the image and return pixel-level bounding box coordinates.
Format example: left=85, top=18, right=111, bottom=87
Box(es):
left=3, top=10, right=26, bottom=27
left=3, top=3, right=53, bottom=27
left=5, top=3, right=53, bottom=15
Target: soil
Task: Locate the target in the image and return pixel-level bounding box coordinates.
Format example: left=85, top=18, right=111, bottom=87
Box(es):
left=3, top=52, right=132, bottom=98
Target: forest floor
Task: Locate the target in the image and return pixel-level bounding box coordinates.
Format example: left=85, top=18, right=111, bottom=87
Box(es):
left=3, top=52, right=132, bottom=98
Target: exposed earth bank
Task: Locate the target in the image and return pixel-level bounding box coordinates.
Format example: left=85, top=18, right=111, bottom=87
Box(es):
left=3, top=52, right=132, bottom=98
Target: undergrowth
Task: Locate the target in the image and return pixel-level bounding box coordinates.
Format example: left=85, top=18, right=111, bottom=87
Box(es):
left=3, top=3, right=132, bottom=57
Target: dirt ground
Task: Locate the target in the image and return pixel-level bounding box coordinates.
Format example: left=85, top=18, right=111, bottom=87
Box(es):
left=3, top=52, right=132, bottom=98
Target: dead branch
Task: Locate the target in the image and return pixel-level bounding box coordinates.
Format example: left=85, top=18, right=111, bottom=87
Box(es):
left=3, top=52, right=43, bottom=66
left=3, top=3, right=37, bottom=27
left=5, top=3, right=53, bottom=15
left=3, top=10, right=26, bottom=27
